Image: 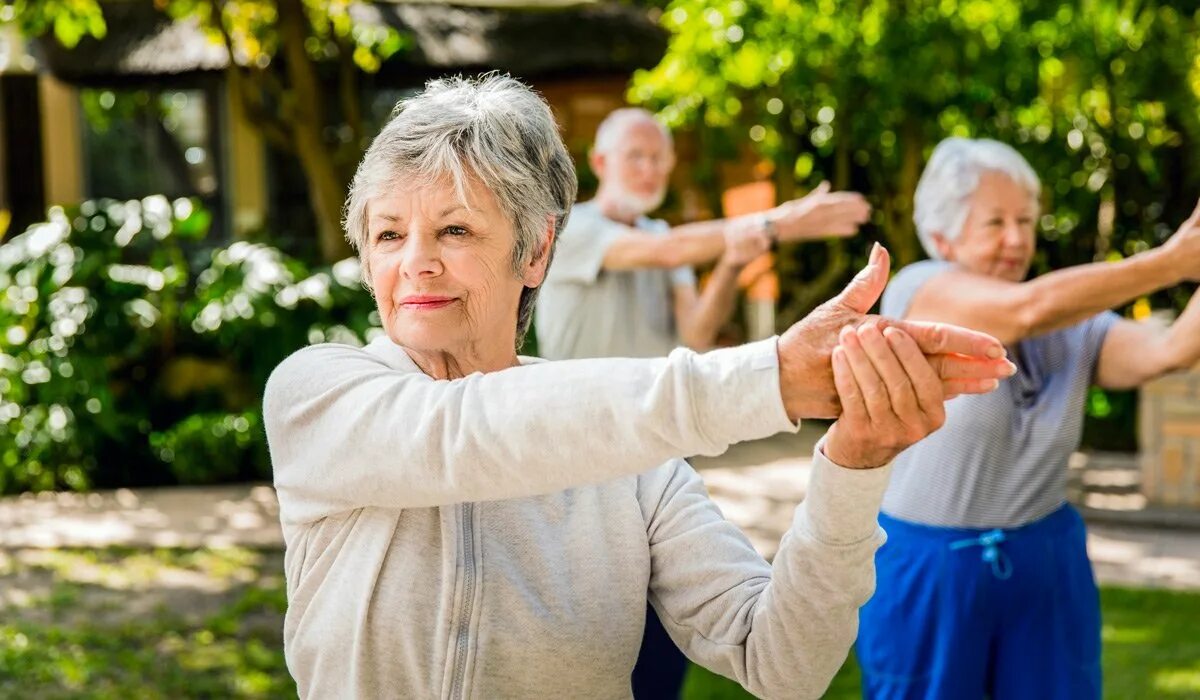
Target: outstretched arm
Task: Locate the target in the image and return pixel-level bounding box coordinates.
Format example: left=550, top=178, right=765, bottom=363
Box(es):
left=904, top=199, right=1200, bottom=345
left=265, top=246, right=1011, bottom=524
left=601, top=182, right=871, bottom=271
left=674, top=217, right=773, bottom=350
left=1096, top=286, right=1200, bottom=389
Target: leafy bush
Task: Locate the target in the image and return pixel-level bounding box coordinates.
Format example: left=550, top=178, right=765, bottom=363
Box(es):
left=0, top=197, right=379, bottom=494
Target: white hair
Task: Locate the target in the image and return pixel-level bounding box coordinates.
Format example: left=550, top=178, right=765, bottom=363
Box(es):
left=913, top=137, right=1041, bottom=259
left=593, top=107, right=672, bottom=155
left=343, top=73, right=577, bottom=347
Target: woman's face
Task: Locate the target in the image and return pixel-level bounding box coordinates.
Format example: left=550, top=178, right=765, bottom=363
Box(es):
left=365, top=176, right=547, bottom=361
left=937, top=171, right=1038, bottom=282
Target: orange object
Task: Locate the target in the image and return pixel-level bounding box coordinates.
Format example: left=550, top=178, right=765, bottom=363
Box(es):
left=721, top=181, right=777, bottom=301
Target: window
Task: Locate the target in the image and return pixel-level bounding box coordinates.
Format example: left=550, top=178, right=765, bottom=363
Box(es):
left=79, top=84, right=225, bottom=238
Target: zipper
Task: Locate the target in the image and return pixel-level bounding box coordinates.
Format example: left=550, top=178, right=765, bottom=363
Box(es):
left=448, top=502, right=476, bottom=699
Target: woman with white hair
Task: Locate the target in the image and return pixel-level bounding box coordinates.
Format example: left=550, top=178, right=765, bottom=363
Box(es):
left=856, top=136, right=1200, bottom=699
left=262, top=76, right=1015, bottom=699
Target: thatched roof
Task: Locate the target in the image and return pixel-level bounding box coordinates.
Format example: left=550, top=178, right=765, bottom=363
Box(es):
left=30, top=0, right=666, bottom=84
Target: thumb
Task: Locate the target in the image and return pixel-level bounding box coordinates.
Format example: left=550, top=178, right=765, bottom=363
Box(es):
left=812, top=180, right=831, bottom=196
left=834, top=243, right=890, bottom=314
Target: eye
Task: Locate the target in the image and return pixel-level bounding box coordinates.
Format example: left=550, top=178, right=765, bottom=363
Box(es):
left=987, top=218, right=1004, bottom=227
left=376, top=229, right=401, bottom=242
left=442, top=225, right=469, bottom=237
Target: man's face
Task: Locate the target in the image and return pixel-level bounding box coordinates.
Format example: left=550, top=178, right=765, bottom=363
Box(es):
left=594, top=120, right=675, bottom=216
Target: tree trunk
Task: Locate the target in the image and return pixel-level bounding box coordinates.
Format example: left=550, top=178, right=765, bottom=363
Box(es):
left=277, top=0, right=353, bottom=262
left=885, top=118, right=923, bottom=266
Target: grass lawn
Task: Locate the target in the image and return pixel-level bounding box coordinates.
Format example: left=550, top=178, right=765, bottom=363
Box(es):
left=0, top=547, right=1197, bottom=698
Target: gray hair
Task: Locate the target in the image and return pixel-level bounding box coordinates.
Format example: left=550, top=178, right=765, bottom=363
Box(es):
left=913, top=137, right=1041, bottom=259
left=343, top=73, right=578, bottom=348
left=593, top=107, right=672, bottom=155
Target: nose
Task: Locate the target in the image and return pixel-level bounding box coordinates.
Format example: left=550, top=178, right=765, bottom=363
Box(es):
left=399, top=231, right=443, bottom=280
left=1003, top=220, right=1026, bottom=248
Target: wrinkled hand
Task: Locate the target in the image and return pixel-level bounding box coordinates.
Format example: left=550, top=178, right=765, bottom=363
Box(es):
left=771, top=181, right=871, bottom=242
left=720, top=216, right=773, bottom=268
left=778, top=244, right=1015, bottom=420
left=822, top=322, right=950, bottom=468
left=1163, top=197, right=1200, bottom=283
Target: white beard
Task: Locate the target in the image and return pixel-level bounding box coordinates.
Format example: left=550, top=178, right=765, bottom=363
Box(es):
left=608, top=181, right=666, bottom=220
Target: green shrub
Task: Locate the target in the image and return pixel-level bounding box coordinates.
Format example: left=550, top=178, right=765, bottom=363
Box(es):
left=0, top=197, right=379, bottom=494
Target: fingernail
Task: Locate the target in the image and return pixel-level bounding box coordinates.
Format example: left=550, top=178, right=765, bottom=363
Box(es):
left=986, top=346, right=1004, bottom=359
left=986, top=379, right=1000, bottom=391
left=870, top=242, right=882, bottom=264
left=1005, top=360, right=1017, bottom=376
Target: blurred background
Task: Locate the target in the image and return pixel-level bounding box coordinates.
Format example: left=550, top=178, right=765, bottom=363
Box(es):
left=0, top=0, right=1198, bottom=697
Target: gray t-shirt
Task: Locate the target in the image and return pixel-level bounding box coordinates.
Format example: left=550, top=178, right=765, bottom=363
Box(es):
left=535, top=201, right=696, bottom=360
left=880, top=259, right=1118, bottom=528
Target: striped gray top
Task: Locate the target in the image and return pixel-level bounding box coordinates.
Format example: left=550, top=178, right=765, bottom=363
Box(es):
left=880, top=260, right=1118, bottom=528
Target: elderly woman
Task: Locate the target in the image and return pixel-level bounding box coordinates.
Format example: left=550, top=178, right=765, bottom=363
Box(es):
left=263, top=77, right=1013, bottom=699
left=856, top=137, right=1200, bottom=699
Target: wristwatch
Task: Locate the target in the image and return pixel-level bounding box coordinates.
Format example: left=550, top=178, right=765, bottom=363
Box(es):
left=760, top=214, right=779, bottom=243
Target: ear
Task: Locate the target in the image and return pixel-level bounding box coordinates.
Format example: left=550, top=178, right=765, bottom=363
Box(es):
left=589, top=149, right=607, bottom=181
left=522, top=216, right=557, bottom=288
left=931, top=232, right=955, bottom=261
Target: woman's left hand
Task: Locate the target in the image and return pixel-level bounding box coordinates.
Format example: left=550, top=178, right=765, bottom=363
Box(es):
left=822, top=320, right=966, bottom=469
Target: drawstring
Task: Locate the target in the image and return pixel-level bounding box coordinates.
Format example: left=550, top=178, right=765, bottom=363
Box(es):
left=950, top=529, right=1013, bottom=580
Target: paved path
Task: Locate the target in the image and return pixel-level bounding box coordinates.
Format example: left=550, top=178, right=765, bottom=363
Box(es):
left=2, top=427, right=1198, bottom=590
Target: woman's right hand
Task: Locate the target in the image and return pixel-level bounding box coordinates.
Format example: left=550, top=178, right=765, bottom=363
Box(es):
left=822, top=322, right=951, bottom=469
left=1163, top=198, right=1200, bottom=283
left=777, top=244, right=1014, bottom=420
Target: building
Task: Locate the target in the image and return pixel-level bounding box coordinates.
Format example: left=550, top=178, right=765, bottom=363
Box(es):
left=0, top=0, right=668, bottom=246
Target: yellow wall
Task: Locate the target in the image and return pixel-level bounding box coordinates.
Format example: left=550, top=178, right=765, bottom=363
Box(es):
left=225, top=81, right=267, bottom=237
left=38, top=75, right=82, bottom=206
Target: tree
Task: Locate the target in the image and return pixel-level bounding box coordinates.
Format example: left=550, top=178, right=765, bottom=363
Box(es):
left=631, top=0, right=1200, bottom=326
left=6, top=0, right=405, bottom=262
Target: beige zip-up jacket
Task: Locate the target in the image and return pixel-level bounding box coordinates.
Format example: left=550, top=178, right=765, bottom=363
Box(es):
left=263, top=336, right=892, bottom=699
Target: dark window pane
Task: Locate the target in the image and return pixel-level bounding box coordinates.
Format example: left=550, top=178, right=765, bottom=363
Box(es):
left=80, top=86, right=224, bottom=238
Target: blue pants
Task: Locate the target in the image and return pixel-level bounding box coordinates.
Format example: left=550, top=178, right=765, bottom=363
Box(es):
left=632, top=604, right=688, bottom=699
left=856, top=505, right=1101, bottom=700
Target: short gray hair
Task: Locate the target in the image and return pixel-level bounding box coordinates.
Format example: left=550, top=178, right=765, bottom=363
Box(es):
left=343, top=73, right=578, bottom=348
left=593, top=107, right=672, bottom=155
left=913, top=137, right=1041, bottom=259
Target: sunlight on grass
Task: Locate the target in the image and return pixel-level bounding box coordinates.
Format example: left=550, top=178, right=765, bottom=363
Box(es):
left=1153, top=666, right=1200, bottom=694
left=0, top=547, right=1197, bottom=699
left=1102, top=624, right=1159, bottom=645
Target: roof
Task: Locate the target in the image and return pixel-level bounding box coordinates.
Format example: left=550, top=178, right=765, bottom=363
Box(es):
left=29, top=0, right=666, bottom=83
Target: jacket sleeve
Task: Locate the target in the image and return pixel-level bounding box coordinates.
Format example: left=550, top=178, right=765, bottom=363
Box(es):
left=263, top=338, right=798, bottom=524
left=638, top=447, right=890, bottom=700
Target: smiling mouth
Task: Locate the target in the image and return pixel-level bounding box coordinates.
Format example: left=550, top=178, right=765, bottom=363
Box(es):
left=399, top=297, right=456, bottom=311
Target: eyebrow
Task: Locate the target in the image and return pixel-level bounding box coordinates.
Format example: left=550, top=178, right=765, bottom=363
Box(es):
left=370, top=205, right=468, bottom=224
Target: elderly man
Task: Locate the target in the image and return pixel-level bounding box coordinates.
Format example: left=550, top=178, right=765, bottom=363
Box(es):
left=535, top=107, right=874, bottom=697
left=536, top=108, right=871, bottom=361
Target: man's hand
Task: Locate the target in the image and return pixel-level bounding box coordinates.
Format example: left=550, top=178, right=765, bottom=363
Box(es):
left=720, top=216, right=773, bottom=269
left=1162, top=197, right=1200, bottom=283
left=778, top=244, right=1015, bottom=421
left=771, top=181, right=871, bottom=242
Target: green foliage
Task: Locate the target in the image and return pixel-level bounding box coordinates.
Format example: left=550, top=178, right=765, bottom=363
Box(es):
left=634, top=0, right=1200, bottom=311
left=0, top=198, right=378, bottom=494
left=3, top=0, right=406, bottom=72
left=635, top=0, right=1200, bottom=450
left=0, top=0, right=106, bottom=48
